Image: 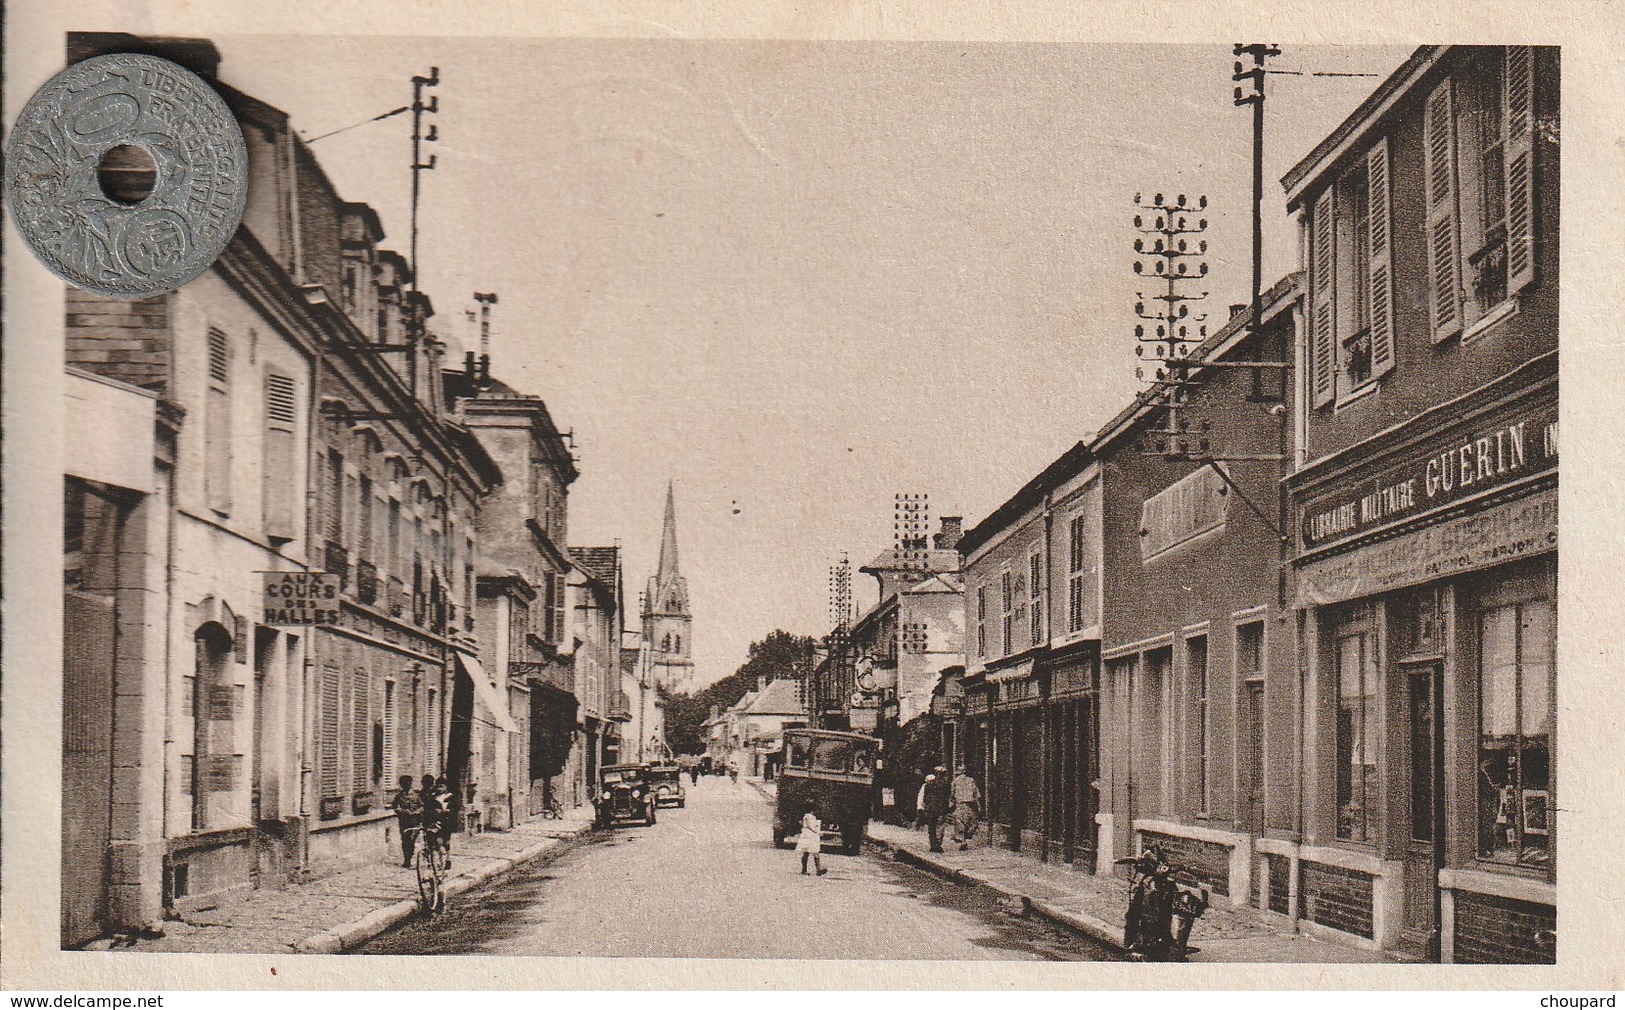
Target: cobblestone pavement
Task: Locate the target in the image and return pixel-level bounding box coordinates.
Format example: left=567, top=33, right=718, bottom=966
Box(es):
left=86, top=809, right=595, bottom=954
left=863, top=819, right=1401, bottom=963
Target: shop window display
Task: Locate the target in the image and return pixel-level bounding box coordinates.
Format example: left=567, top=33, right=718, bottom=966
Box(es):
left=1477, top=598, right=1553, bottom=867
left=1334, top=608, right=1379, bottom=843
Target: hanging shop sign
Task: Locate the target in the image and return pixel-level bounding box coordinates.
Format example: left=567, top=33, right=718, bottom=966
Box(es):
left=1300, top=399, right=1556, bottom=551
left=261, top=571, right=341, bottom=625
left=1296, top=487, right=1556, bottom=607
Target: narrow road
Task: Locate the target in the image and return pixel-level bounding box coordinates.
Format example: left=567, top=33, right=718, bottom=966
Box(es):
left=359, top=774, right=1120, bottom=959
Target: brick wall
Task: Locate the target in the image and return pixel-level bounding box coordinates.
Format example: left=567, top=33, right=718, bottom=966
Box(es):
left=66, top=290, right=171, bottom=391
left=1265, top=853, right=1290, bottom=914
left=1141, top=830, right=1229, bottom=897
left=1301, top=861, right=1374, bottom=938
left=1454, top=890, right=1556, bottom=964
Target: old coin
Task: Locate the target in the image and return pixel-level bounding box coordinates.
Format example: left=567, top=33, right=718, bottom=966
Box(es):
left=3, top=53, right=248, bottom=299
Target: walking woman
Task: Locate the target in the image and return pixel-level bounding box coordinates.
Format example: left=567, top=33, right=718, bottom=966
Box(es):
left=796, top=804, right=827, bottom=876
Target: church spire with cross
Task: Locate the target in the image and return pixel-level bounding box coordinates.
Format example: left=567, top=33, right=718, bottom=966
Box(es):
left=643, top=481, right=694, bottom=691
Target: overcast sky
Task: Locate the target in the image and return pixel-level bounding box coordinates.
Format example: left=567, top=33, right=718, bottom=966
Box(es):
left=215, top=38, right=1411, bottom=689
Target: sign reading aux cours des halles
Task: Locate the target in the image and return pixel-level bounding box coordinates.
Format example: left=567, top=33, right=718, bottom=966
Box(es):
left=262, top=571, right=340, bottom=625
left=1302, top=401, right=1558, bottom=550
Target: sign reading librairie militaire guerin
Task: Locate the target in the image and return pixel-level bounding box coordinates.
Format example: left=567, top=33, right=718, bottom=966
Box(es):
left=261, top=571, right=340, bottom=625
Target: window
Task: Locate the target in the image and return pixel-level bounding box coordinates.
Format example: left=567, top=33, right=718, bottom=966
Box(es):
left=674, top=634, right=682, bottom=655
left=1189, top=635, right=1210, bottom=815
left=317, top=665, right=341, bottom=816
left=1334, top=616, right=1379, bottom=843
left=1428, top=48, right=1538, bottom=343
left=976, top=586, right=987, bottom=658
left=1000, top=570, right=1014, bottom=657
left=1028, top=550, right=1043, bottom=648
left=1478, top=598, right=1553, bottom=867
left=263, top=372, right=296, bottom=540
left=205, top=329, right=232, bottom=513
left=1068, top=514, right=1088, bottom=633
left=1309, top=139, right=1394, bottom=407
left=1236, top=621, right=1264, bottom=681
left=351, top=665, right=371, bottom=800
left=510, top=599, right=531, bottom=660
left=1337, top=167, right=1374, bottom=389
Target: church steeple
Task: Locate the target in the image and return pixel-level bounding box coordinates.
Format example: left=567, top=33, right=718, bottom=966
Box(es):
left=643, top=481, right=694, bottom=690
left=657, top=480, right=680, bottom=585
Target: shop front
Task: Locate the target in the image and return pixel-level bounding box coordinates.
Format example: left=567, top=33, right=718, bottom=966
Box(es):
left=1290, top=378, right=1557, bottom=962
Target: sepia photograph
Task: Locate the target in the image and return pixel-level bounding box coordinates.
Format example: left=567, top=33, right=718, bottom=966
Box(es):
left=4, top=5, right=1611, bottom=992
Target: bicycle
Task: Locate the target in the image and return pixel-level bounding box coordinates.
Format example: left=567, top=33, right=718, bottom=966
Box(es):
left=538, top=792, right=565, bottom=820
left=404, top=825, right=449, bottom=915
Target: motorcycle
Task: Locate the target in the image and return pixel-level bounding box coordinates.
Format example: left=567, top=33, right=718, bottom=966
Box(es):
left=1113, top=845, right=1210, bottom=962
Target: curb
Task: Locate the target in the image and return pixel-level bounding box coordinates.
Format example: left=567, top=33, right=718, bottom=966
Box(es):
left=293, top=822, right=594, bottom=954
left=866, top=831, right=1126, bottom=952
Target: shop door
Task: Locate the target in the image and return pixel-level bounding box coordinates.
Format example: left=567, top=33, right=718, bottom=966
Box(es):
left=1400, top=663, right=1445, bottom=960
left=62, top=588, right=116, bottom=947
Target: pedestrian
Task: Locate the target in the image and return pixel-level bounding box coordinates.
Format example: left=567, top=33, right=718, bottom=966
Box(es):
left=390, top=774, right=423, bottom=867
left=728, top=760, right=739, bottom=784
left=921, top=764, right=951, bottom=853
left=950, top=764, right=981, bottom=850
left=796, top=804, right=827, bottom=876
left=690, top=764, right=700, bottom=786
left=914, top=773, right=933, bottom=829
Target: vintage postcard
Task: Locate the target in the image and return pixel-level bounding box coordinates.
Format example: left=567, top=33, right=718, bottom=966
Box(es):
left=3, top=0, right=1621, bottom=993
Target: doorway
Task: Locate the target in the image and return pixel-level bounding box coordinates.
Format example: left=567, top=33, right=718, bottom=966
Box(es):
left=1238, top=679, right=1265, bottom=838
left=1399, top=662, right=1445, bottom=960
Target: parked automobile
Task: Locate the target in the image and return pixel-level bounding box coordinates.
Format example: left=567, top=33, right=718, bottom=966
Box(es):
left=773, top=729, right=876, bottom=854
left=647, top=763, right=686, bottom=808
left=594, top=764, right=657, bottom=828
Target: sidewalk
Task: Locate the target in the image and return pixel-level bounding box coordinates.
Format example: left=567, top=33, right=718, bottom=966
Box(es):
left=866, top=821, right=1400, bottom=964
left=87, top=808, right=595, bottom=954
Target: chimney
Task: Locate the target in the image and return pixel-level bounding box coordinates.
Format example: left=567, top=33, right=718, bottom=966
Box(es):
left=709, top=704, right=719, bottom=720
left=757, top=675, right=768, bottom=693
left=934, top=516, right=964, bottom=550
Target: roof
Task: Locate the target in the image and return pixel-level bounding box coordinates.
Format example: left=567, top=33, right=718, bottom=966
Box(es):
left=958, top=440, right=1094, bottom=558
left=860, top=546, right=960, bottom=577
left=729, top=690, right=760, bottom=715
left=1281, top=47, right=1439, bottom=210
left=1090, top=271, right=1303, bottom=456
left=570, top=546, right=620, bottom=585
left=743, top=679, right=803, bottom=716
left=904, top=572, right=964, bottom=596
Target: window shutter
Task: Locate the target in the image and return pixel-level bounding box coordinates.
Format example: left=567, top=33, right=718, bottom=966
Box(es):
left=319, top=665, right=341, bottom=800
left=263, top=373, right=296, bottom=540
left=1503, top=46, right=1537, bottom=294
left=1366, top=139, right=1396, bottom=380
left=205, top=330, right=233, bottom=513
left=351, top=665, right=370, bottom=792
left=1424, top=79, right=1462, bottom=342
left=1309, top=188, right=1336, bottom=408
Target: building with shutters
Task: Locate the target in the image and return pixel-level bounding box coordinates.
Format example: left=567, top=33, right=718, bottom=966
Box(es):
left=571, top=546, right=629, bottom=787
left=1091, top=277, right=1301, bottom=910
left=1280, top=45, right=1558, bottom=962
left=446, top=365, right=580, bottom=826
left=57, top=33, right=333, bottom=934
left=957, top=444, right=1102, bottom=867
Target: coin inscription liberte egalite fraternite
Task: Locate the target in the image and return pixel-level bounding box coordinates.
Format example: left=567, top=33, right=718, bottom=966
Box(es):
left=3, top=52, right=249, bottom=299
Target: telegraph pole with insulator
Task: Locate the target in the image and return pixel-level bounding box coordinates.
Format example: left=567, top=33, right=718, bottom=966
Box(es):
left=1132, top=192, right=1211, bottom=456
left=1233, top=43, right=1281, bottom=398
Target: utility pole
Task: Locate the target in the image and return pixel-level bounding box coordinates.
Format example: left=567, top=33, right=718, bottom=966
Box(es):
left=1132, top=191, right=1211, bottom=452
left=1233, top=43, right=1282, bottom=398
left=409, top=67, right=440, bottom=293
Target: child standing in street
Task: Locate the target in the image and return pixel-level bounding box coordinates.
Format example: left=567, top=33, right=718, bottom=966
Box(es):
left=796, top=804, right=827, bottom=876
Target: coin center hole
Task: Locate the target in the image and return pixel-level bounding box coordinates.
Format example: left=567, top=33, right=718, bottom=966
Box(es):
left=98, top=144, right=157, bottom=205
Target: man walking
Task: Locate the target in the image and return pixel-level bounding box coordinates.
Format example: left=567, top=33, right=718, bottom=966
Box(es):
left=921, top=764, right=951, bottom=853
left=389, top=774, right=422, bottom=867
left=950, top=765, right=981, bottom=851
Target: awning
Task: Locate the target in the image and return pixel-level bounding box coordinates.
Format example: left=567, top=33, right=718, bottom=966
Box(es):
left=454, top=650, right=520, bottom=733
left=984, top=657, right=1036, bottom=684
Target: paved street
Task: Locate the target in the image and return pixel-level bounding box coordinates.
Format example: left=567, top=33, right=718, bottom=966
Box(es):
left=358, top=775, right=1120, bottom=959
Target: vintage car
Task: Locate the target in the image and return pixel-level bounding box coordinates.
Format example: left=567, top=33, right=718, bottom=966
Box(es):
left=773, top=729, right=877, bottom=855
left=647, top=763, right=686, bottom=808
left=594, top=764, right=657, bottom=828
